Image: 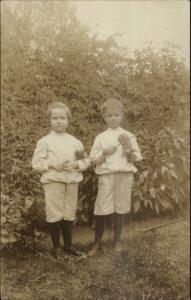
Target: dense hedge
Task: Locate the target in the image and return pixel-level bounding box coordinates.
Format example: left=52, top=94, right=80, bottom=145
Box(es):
left=1, top=2, right=189, bottom=248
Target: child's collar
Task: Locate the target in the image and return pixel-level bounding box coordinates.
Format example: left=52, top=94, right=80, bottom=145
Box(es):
left=108, top=127, right=121, bottom=131
left=50, top=130, right=67, bottom=136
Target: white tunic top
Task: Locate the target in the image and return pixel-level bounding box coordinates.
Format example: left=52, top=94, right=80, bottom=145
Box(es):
left=32, top=131, right=90, bottom=183
left=90, top=127, right=142, bottom=175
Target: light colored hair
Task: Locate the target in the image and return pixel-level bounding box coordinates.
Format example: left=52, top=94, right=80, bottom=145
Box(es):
left=47, top=101, right=72, bottom=119
left=101, top=98, right=124, bottom=115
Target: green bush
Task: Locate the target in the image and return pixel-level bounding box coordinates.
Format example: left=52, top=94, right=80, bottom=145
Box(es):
left=1, top=1, right=189, bottom=248
left=0, top=192, right=45, bottom=250
left=132, top=127, right=189, bottom=215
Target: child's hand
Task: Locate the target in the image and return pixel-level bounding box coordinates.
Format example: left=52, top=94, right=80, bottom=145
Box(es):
left=124, top=149, right=135, bottom=163
left=48, top=162, right=65, bottom=171
left=67, top=161, right=79, bottom=170
left=125, top=150, right=132, bottom=162
left=75, top=150, right=86, bottom=160
left=103, top=145, right=117, bottom=156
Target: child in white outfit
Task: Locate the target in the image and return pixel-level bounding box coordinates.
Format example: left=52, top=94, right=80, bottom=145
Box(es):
left=89, top=98, right=142, bottom=255
left=32, top=101, right=90, bottom=258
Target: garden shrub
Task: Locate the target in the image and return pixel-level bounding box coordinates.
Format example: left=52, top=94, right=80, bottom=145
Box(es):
left=1, top=1, right=189, bottom=248
left=132, top=127, right=189, bottom=215
left=1, top=192, right=44, bottom=250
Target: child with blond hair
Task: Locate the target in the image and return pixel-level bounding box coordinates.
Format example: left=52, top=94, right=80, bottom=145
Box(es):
left=89, top=97, right=142, bottom=255
left=32, top=101, right=90, bottom=258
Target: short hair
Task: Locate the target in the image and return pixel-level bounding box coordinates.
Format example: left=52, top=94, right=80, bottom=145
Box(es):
left=47, top=101, right=71, bottom=119
left=101, top=98, right=124, bottom=115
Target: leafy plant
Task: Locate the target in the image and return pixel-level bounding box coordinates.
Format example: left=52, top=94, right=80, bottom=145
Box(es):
left=0, top=192, right=44, bottom=250
left=132, top=127, right=189, bottom=215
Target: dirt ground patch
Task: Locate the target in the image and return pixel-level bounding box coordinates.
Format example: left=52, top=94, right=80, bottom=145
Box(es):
left=1, top=216, right=190, bottom=300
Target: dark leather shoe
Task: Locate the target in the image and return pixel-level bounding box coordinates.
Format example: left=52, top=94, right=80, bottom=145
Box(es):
left=64, top=246, right=83, bottom=256
left=50, top=248, right=58, bottom=259
left=50, top=247, right=64, bottom=259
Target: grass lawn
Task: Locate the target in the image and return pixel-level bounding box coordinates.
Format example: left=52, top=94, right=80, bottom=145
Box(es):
left=1, top=216, right=190, bottom=300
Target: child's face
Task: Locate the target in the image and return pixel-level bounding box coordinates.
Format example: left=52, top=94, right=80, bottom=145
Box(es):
left=50, top=108, right=68, bottom=133
left=104, top=110, right=123, bottom=129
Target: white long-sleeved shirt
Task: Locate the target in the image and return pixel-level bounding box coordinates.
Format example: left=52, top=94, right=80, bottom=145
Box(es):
left=32, top=131, right=90, bottom=183
left=90, top=127, right=142, bottom=175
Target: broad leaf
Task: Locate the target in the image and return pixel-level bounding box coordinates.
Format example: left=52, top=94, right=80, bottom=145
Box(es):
left=158, top=198, right=169, bottom=209
left=160, top=184, right=166, bottom=191
left=1, top=216, right=7, bottom=224
left=149, top=187, right=156, bottom=199
left=134, top=201, right=141, bottom=213
left=143, top=170, right=148, bottom=178
left=25, top=199, right=33, bottom=209
left=155, top=202, right=160, bottom=214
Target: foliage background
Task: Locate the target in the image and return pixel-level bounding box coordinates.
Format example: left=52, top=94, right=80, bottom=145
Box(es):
left=1, top=1, right=189, bottom=248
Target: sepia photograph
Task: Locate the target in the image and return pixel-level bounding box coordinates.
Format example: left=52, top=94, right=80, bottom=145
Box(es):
left=1, top=0, right=190, bottom=299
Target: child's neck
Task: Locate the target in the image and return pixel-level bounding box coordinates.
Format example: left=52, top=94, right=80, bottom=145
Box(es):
left=52, top=130, right=67, bottom=134
left=108, top=126, right=121, bottom=130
